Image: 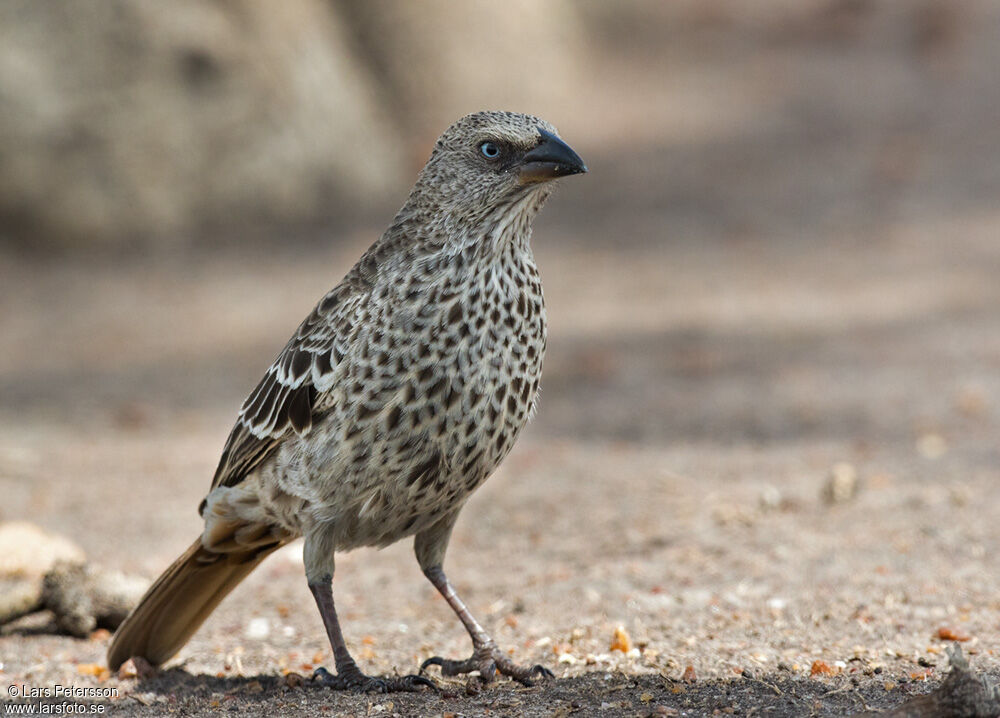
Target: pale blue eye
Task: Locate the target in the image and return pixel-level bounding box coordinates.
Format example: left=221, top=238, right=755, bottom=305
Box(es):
left=479, top=141, right=500, bottom=159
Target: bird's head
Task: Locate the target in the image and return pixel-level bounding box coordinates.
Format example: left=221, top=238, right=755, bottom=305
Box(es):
left=406, top=111, right=587, bottom=231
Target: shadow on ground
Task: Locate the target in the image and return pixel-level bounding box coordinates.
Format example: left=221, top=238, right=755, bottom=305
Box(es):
left=95, top=669, right=931, bottom=717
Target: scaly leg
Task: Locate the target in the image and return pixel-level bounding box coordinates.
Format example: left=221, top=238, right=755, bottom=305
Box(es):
left=308, top=578, right=434, bottom=692
left=414, top=513, right=553, bottom=686
left=304, top=530, right=433, bottom=693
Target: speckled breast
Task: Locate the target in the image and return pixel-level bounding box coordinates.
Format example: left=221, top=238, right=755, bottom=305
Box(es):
left=280, top=244, right=548, bottom=548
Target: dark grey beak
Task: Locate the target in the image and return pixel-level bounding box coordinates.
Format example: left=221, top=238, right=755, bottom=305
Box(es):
left=518, top=127, right=588, bottom=184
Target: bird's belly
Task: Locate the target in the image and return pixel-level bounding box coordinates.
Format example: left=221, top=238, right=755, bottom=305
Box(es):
left=332, top=345, right=543, bottom=549
left=256, top=285, right=546, bottom=549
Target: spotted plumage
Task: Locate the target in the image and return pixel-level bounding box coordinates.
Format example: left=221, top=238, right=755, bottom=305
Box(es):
left=108, top=111, right=587, bottom=691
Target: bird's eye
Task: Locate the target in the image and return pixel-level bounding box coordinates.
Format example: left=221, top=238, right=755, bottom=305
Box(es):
left=479, top=141, right=501, bottom=159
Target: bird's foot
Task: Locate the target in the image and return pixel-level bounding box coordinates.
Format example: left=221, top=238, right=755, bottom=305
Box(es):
left=312, top=666, right=436, bottom=693
left=420, top=641, right=553, bottom=687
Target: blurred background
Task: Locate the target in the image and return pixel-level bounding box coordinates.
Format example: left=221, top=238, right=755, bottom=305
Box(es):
left=2, top=0, right=996, bottom=252
left=2, top=0, right=1000, bottom=695
left=3, top=0, right=999, bottom=428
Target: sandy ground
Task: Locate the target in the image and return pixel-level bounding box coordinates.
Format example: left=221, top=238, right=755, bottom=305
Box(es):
left=2, top=209, right=1000, bottom=716
left=4, top=5, right=1000, bottom=716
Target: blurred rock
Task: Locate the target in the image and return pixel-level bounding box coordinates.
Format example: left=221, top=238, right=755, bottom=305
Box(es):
left=42, top=560, right=149, bottom=637
left=319, top=1, right=585, bottom=148
left=0, top=521, right=87, bottom=625
left=0, top=578, right=44, bottom=627
left=0, top=0, right=404, bottom=248
left=0, top=1, right=590, bottom=249
left=0, top=522, right=149, bottom=634
left=0, top=521, right=149, bottom=634
left=0, top=521, right=86, bottom=577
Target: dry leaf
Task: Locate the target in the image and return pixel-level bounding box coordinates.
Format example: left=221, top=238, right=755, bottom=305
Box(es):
left=76, top=663, right=111, bottom=680
left=810, top=660, right=838, bottom=676
left=610, top=626, right=631, bottom=653
left=936, top=626, right=971, bottom=642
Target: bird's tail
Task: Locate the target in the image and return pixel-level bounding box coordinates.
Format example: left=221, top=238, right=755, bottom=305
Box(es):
left=106, top=537, right=281, bottom=670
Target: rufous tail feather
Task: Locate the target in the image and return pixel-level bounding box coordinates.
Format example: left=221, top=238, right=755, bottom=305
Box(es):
left=107, top=538, right=280, bottom=670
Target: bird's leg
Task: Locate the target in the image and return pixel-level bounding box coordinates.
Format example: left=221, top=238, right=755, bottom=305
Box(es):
left=419, top=566, right=553, bottom=686
left=304, top=531, right=433, bottom=693
left=414, top=515, right=552, bottom=686
left=308, top=578, right=434, bottom=692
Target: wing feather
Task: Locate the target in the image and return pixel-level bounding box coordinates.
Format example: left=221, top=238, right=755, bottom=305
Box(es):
left=208, top=285, right=363, bottom=493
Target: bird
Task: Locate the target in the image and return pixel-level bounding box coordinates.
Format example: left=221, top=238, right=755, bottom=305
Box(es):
left=106, top=110, right=587, bottom=692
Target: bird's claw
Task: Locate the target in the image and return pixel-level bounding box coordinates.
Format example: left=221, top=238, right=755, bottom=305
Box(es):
left=420, top=642, right=553, bottom=687
left=312, top=666, right=436, bottom=693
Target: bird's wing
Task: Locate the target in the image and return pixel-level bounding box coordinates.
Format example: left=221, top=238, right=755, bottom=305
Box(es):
left=208, top=284, right=364, bottom=493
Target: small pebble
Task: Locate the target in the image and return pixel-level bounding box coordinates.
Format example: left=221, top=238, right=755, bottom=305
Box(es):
left=759, top=484, right=782, bottom=510
left=245, top=617, right=270, bottom=639
left=823, top=462, right=859, bottom=504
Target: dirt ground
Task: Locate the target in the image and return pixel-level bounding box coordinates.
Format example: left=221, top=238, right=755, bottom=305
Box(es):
left=3, top=201, right=1000, bottom=716
left=3, top=5, right=1000, bottom=716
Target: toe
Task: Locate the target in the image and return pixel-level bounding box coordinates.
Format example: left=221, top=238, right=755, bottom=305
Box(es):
left=421, top=655, right=475, bottom=678
left=312, top=667, right=434, bottom=693
left=311, top=667, right=339, bottom=687
left=537, top=665, right=555, bottom=679
left=419, top=647, right=551, bottom=685
left=419, top=656, right=445, bottom=673
left=361, top=678, right=385, bottom=693
left=401, top=674, right=438, bottom=691
left=361, top=674, right=436, bottom=693
left=477, top=661, right=498, bottom=683
left=495, top=658, right=555, bottom=686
